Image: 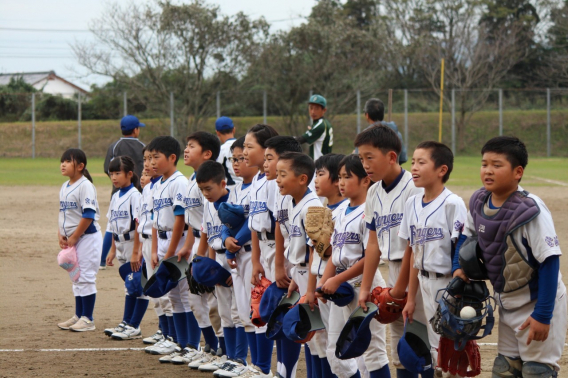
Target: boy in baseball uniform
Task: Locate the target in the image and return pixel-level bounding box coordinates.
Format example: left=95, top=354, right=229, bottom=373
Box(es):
left=215, top=116, right=242, bottom=191
left=356, top=125, right=427, bottom=378
left=399, top=141, right=467, bottom=378
left=453, top=136, right=566, bottom=378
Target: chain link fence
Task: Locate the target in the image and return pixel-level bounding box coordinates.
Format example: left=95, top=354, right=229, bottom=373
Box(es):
left=1, top=88, right=566, bottom=158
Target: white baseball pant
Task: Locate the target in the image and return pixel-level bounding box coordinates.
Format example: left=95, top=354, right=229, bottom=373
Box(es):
left=73, top=232, right=102, bottom=297
left=142, top=239, right=172, bottom=316
left=158, top=233, right=191, bottom=313
left=214, top=252, right=242, bottom=328
left=230, top=250, right=255, bottom=332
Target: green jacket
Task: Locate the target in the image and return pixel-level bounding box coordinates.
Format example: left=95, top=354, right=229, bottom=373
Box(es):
left=299, top=117, right=333, bottom=160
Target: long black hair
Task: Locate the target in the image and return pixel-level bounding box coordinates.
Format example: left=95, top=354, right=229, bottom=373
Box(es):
left=108, top=155, right=140, bottom=190
left=60, top=148, right=93, bottom=183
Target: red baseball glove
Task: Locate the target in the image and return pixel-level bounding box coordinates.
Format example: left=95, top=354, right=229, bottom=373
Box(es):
left=250, top=277, right=272, bottom=327
left=370, top=286, right=406, bottom=324
left=437, top=337, right=481, bottom=377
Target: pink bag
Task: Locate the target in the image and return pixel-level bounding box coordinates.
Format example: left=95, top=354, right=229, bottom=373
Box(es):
left=58, top=246, right=81, bottom=283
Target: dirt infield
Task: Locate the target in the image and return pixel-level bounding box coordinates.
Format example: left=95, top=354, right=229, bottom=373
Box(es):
left=1, top=185, right=567, bottom=377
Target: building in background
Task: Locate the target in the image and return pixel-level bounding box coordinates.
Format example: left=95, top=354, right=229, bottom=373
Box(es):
left=0, top=71, right=89, bottom=98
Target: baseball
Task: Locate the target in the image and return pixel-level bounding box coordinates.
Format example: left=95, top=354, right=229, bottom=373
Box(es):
left=460, top=306, right=477, bottom=319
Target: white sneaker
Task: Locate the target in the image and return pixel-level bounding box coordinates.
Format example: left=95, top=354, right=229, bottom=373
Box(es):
left=69, top=316, right=96, bottom=332
left=104, top=321, right=126, bottom=336
left=111, top=325, right=142, bottom=340
left=251, top=370, right=273, bottom=378
left=158, top=346, right=182, bottom=363
left=143, top=330, right=164, bottom=344
left=148, top=337, right=178, bottom=355
left=188, top=349, right=216, bottom=369
left=215, top=360, right=249, bottom=377
left=171, top=346, right=199, bottom=365
left=199, top=354, right=228, bottom=372
left=58, top=315, right=79, bottom=330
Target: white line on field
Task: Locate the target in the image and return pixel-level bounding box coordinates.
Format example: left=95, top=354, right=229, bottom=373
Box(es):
left=526, top=176, right=568, bottom=186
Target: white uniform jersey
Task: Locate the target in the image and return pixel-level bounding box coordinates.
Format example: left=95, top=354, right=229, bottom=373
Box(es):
left=217, top=138, right=242, bottom=190
left=312, top=199, right=349, bottom=277
left=137, top=178, right=159, bottom=237
left=286, top=190, right=323, bottom=265
left=59, top=176, right=101, bottom=237
left=463, top=186, right=565, bottom=310
left=228, top=181, right=253, bottom=248
left=106, top=185, right=141, bottom=235
left=152, top=171, right=188, bottom=232
left=275, top=192, right=293, bottom=247
left=202, top=195, right=229, bottom=251
left=399, top=187, right=467, bottom=276
left=184, top=173, right=204, bottom=231
left=247, top=173, right=276, bottom=233
left=364, top=170, right=423, bottom=261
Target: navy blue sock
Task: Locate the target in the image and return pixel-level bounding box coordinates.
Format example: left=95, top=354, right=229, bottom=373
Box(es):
left=75, top=296, right=83, bottom=318
left=311, top=355, right=323, bottom=378
left=280, top=337, right=301, bottom=377
left=158, top=315, right=169, bottom=336
left=370, top=365, right=391, bottom=378
left=305, top=344, right=313, bottom=378
left=321, top=357, right=336, bottom=378
left=172, top=312, right=188, bottom=347
left=100, top=231, right=112, bottom=266
left=123, top=295, right=136, bottom=324
left=186, top=311, right=201, bottom=349
left=350, top=373, right=362, bottom=378
left=128, top=298, right=149, bottom=328
left=235, top=327, right=248, bottom=363
left=276, top=338, right=283, bottom=370
left=218, top=336, right=226, bottom=355
left=397, top=368, right=418, bottom=378
left=419, top=369, right=434, bottom=378
left=256, top=332, right=274, bottom=374
left=167, top=315, right=176, bottom=341
left=81, top=294, right=96, bottom=321
left=201, top=326, right=219, bottom=351
left=223, top=327, right=237, bottom=359
left=246, top=332, right=258, bottom=366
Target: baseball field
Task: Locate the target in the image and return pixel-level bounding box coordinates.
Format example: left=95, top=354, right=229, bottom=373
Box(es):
left=1, top=156, right=567, bottom=377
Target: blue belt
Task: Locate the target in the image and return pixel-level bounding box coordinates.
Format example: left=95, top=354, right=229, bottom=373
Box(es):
left=113, top=232, right=131, bottom=242
left=141, top=233, right=150, bottom=239
left=158, top=230, right=187, bottom=240
left=192, top=228, right=200, bottom=238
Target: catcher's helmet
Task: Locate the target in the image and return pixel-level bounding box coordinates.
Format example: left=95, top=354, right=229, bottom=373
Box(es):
left=458, top=236, right=488, bottom=280
left=431, top=277, right=495, bottom=351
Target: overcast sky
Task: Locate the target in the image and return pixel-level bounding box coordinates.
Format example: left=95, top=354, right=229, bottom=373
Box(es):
left=0, top=0, right=316, bottom=90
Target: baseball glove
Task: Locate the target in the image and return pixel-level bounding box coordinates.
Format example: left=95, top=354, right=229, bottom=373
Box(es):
left=186, top=262, right=215, bottom=295
left=370, top=286, right=406, bottom=324
left=305, top=207, right=334, bottom=260
left=437, top=336, right=481, bottom=377
left=250, top=277, right=272, bottom=327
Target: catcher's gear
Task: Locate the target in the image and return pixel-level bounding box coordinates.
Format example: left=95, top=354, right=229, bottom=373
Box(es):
left=305, top=207, right=333, bottom=260
left=458, top=236, right=489, bottom=280
left=186, top=262, right=215, bottom=295
left=437, top=336, right=481, bottom=377
left=250, top=277, right=272, bottom=327
left=431, top=277, right=495, bottom=351
left=492, top=354, right=523, bottom=378
left=370, top=286, right=406, bottom=324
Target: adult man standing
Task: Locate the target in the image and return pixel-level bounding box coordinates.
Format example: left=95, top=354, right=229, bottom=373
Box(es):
left=296, top=94, right=333, bottom=160
left=215, top=116, right=241, bottom=191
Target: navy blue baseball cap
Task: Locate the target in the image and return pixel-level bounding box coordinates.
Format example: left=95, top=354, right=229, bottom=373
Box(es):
left=143, top=256, right=188, bottom=298
left=259, top=282, right=287, bottom=324
left=335, top=302, right=378, bottom=360
left=192, top=256, right=231, bottom=287
left=120, top=115, right=145, bottom=131
left=266, top=290, right=301, bottom=340
left=397, top=320, right=433, bottom=374
left=283, top=300, right=325, bottom=342
left=215, top=116, right=234, bottom=131
left=119, top=261, right=143, bottom=297
left=317, top=282, right=355, bottom=307
left=218, top=203, right=246, bottom=238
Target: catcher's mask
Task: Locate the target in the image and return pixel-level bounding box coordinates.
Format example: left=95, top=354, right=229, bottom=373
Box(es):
left=431, top=277, right=495, bottom=351
left=266, top=291, right=301, bottom=340
left=282, top=295, right=325, bottom=343
left=335, top=302, right=378, bottom=360
left=119, top=260, right=144, bottom=297
left=143, top=256, right=188, bottom=298
left=458, top=236, right=489, bottom=280
left=397, top=320, right=433, bottom=374
left=317, top=282, right=354, bottom=307
left=192, top=256, right=231, bottom=287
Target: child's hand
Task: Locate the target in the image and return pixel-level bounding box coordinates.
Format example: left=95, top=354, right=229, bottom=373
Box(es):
left=358, top=289, right=371, bottom=312
left=227, top=258, right=238, bottom=269
left=402, top=300, right=416, bottom=324
left=177, top=247, right=191, bottom=262
left=151, top=252, right=159, bottom=269
left=251, top=263, right=265, bottom=286
left=321, top=276, right=340, bottom=295
left=519, top=316, right=550, bottom=345
left=223, top=275, right=233, bottom=287
left=67, top=234, right=79, bottom=247
left=130, top=254, right=142, bottom=272
left=58, top=234, right=69, bottom=249
left=306, top=291, right=317, bottom=311
left=225, top=237, right=241, bottom=253
left=275, top=266, right=291, bottom=288
left=106, top=250, right=116, bottom=267
left=287, top=280, right=298, bottom=299
left=452, top=268, right=470, bottom=283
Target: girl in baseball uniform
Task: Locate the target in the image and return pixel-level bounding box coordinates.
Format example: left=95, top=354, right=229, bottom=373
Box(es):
left=57, top=148, right=103, bottom=332
left=317, top=155, right=391, bottom=378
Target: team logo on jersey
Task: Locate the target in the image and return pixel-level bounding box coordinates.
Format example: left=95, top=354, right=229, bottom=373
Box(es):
left=545, top=236, right=560, bottom=247
left=153, top=198, right=173, bottom=210
left=183, top=197, right=202, bottom=208
left=333, top=232, right=361, bottom=249
left=289, top=224, right=303, bottom=237
left=409, top=225, right=444, bottom=246
left=85, top=198, right=90, bottom=204
left=277, top=209, right=289, bottom=223
left=110, top=210, right=130, bottom=221
left=176, top=193, right=183, bottom=201
left=140, top=203, right=149, bottom=215
left=249, top=201, right=268, bottom=215
left=206, top=222, right=223, bottom=241
left=454, top=220, right=464, bottom=232
left=478, top=224, right=486, bottom=233
left=60, top=201, right=78, bottom=211
left=374, top=212, right=403, bottom=236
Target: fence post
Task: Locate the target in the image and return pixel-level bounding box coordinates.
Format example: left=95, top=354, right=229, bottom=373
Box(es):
left=78, top=93, right=82, bottom=149
left=170, top=91, right=174, bottom=138
left=263, top=90, right=267, bottom=124
left=309, top=90, right=313, bottom=121
left=216, top=91, right=220, bottom=118
left=356, top=90, right=361, bottom=134
left=547, top=88, right=551, bottom=157
left=388, top=89, right=393, bottom=122
left=498, top=88, right=503, bottom=136
left=123, top=91, right=127, bottom=116
left=31, top=93, right=36, bottom=159
left=404, top=89, right=408, bottom=152
left=451, top=89, right=456, bottom=155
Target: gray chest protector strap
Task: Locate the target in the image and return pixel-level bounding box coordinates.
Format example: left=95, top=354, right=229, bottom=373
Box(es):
left=469, top=189, right=540, bottom=293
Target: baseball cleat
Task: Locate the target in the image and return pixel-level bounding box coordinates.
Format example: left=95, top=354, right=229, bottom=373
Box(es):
left=58, top=315, right=79, bottom=330
left=69, top=316, right=96, bottom=332
left=147, top=336, right=177, bottom=355
left=199, top=354, right=228, bottom=372
left=158, top=346, right=182, bottom=363
left=250, top=370, right=273, bottom=378
left=171, top=346, right=200, bottom=365
left=104, top=321, right=126, bottom=336
left=214, top=359, right=249, bottom=377
left=188, top=349, right=216, bottom=369
left=143, top=330, right=164, bottom=344
left=111, top=325, right=142, bottom=340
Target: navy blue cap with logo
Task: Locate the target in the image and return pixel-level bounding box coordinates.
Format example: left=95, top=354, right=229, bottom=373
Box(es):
left=397, top=320, right=433, bottom=373
left=192, top=255, right=231, bottom=288
left=336, top=302, right=378, bottom=360
left=143, top=256, right=188, bottom=298
left=218, top=203, right=246, bottom=239
left=265, top=289, right=301, bottom=340
left=119, top=260, right=144, bottom=297
left=317, top=282, right=355, bottom=307
left=283, top=301, right=325, bottom=342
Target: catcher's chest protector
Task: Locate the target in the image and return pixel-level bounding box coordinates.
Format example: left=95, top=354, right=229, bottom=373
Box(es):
left=470, top=189, right=540, bottom=293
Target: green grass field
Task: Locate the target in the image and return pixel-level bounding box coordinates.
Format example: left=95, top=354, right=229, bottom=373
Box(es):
left=0, top=157, right=566, bottom=187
